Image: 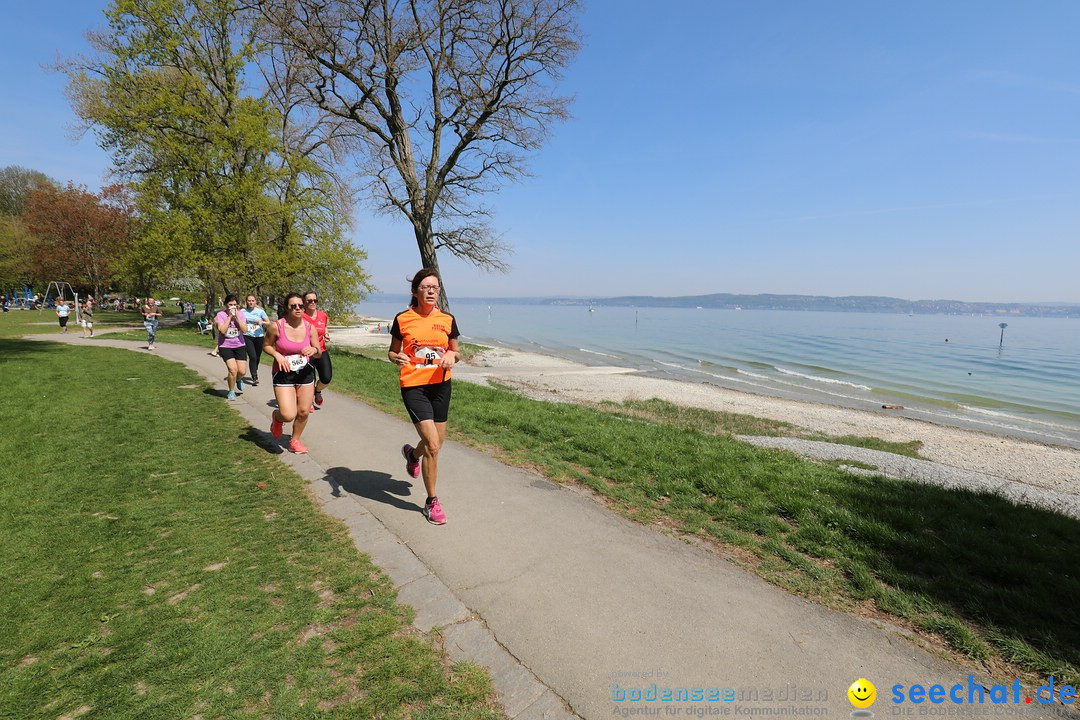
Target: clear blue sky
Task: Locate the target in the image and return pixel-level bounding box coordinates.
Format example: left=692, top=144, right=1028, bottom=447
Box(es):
left=4, top=1, right=1080, bottom=303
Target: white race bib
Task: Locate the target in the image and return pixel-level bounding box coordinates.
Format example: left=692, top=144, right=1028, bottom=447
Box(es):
left=412, top=345, right=444, bottom=368
left=285, top=354, right=309, bottom=371
left=224, top=326, right=240, bottom=338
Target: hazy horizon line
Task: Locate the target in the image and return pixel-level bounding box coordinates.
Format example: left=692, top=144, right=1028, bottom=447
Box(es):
left=365, top=292, right=1080, bottom=307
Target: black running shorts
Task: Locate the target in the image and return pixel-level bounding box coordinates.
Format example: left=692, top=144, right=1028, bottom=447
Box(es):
left=401, top=380, right=452, bottom=423
left=218, top=345, right=247, bottom=362
left=273, top=363, right=316, bottom=387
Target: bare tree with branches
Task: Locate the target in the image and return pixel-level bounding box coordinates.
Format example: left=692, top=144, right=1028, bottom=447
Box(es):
left=258, top=0, right=581, bottom=307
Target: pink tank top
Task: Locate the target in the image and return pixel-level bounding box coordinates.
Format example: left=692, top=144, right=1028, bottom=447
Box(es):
left=275, top=318, right=312, bottom=356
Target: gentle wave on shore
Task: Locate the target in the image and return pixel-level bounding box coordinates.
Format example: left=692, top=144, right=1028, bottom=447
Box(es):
left=353, top=300, right=1080, bottom=448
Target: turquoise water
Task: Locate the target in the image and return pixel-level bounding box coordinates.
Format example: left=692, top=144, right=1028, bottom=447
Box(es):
left=356, top=299, right=1080, bottom=448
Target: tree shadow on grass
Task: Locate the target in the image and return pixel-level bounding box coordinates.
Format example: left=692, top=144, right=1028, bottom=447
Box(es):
left=0, top=338, right=73, bottom=358
left=818, top=473, right=1080, bottom=673
left=323, top=466, right=422, bottom=515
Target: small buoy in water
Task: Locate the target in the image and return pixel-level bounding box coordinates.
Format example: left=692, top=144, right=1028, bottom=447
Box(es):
left=945, top=338, right=949, bottom=342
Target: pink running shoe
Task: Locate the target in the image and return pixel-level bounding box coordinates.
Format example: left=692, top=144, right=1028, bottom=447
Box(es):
left=289, top=438, right=308, bottom=454
left=423, top=497, right=447, bottom=525
left=314, top=390, right=324, bottom=406
left=270, top=411, right=283, bottom=439
left=401, top=444, right=421, bottom=479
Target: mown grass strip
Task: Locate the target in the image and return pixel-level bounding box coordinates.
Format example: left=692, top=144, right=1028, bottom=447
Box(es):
left=0, top=338, right=502, bottom=720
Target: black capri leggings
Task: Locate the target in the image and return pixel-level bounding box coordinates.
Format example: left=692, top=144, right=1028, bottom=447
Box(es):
left=311, top=350, right=332, bottom=386
left=244, top=335, right=265, bottom=380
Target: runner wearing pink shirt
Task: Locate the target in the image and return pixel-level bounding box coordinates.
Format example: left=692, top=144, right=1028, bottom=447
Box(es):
left=301, top=290, right=332, bottom=408
left=264, top=293, right=321, bottom=454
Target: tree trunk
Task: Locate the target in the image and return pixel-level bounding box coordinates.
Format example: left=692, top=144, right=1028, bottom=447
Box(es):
left=414, top=224, right=449, bottom=311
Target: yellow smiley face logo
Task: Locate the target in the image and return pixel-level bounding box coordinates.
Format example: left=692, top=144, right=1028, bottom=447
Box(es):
left=848, top=678, right=876, bottom=708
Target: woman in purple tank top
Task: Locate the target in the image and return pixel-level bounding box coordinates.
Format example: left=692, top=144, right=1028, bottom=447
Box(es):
left=215, top=294, right=249, bottom=400
left=263, top=292, right=322, bottom=454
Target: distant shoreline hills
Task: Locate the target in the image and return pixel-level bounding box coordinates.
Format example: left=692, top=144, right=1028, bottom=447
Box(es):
left=556, top=294, right=1080, bottom=317
left=366, top=293, right=1080, bottom=317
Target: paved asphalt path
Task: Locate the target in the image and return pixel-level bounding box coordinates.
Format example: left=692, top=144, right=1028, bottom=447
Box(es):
left=31, top=331, right=1072, bottom=719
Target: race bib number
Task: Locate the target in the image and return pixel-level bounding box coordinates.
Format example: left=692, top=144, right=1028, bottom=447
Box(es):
left=412, top=345, right=444, bottom=368
left=224, top=326, right=240, bottom=338
left=285, top=354, right=309, bottom=371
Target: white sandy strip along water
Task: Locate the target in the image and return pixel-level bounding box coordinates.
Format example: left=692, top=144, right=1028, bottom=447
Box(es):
left=334, top=323, right=1080, bottom=516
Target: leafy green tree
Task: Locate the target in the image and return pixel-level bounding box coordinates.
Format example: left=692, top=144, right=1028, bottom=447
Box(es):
left=0, top=217, right=37, bottom=295
left=0, top=166, right=57, bottom=217
left=62, top=0, right=372, bottom=317
left=0, top=167, right=59, bottom=297
left=22, top=183, right=133, bottom=300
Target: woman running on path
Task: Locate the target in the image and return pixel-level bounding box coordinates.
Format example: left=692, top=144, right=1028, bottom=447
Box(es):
left=388, top=269, right=461, bottom=525
left=55, top=299, right=71, bottom=333
left=215, top=294, right=249, bottom=400
left=142, top=297, right=162, bottom=350
left=301, top=291, right=332, bottom=409
left=241, top=294, right=270, bottom=386
left=265, top=293, right=321, bottom=454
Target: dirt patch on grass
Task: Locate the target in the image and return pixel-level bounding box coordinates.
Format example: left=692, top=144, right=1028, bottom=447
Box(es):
left=167, top=583, right=202, bottom=605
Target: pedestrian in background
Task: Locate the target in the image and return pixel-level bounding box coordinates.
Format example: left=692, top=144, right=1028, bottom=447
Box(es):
left=142, top=297, right=162, bottom=350
left=81, top=298, right=94, bottom=338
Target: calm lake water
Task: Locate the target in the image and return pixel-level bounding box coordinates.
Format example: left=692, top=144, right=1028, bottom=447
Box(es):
left=355, top=299, right=1080, bottom=448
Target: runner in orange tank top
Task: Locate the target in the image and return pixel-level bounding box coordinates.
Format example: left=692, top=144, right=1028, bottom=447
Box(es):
left=388, top=269, right=461, bottom=525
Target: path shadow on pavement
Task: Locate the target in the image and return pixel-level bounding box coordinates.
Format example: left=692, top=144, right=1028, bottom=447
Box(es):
left=324, top=466, right=423, bottom=515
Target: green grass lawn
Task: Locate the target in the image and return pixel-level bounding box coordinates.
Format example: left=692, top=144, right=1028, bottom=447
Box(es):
left=0, top=337, right=502, bottom=720
left=6, top=311, right=1078, bottom=691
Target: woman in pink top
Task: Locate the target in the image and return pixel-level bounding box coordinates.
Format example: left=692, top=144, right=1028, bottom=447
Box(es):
left=215, top=294, right=249, bottom=400
left=301, top=290, right=332, bottom=407
left=263, top=292, right=321, bottom=454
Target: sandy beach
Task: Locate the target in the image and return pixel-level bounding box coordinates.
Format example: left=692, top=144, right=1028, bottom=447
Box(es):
left=331, top=323, right=1080, bottom=503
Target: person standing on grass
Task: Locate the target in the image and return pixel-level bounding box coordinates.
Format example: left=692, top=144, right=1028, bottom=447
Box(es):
left=215, top=294, right=249, bottom=400
left=265, top=293, right=321, bottom=454
left=241, top=294, right=270, bottom=386
left=301, top=290, right=332, bottom=409
left=142, top=297, right=161, bottom=349
left=81, top=298, right=94, bottom=337
left=56, top=299, right=72, bottom=333
left=388, top=269, right=461, bottom=526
